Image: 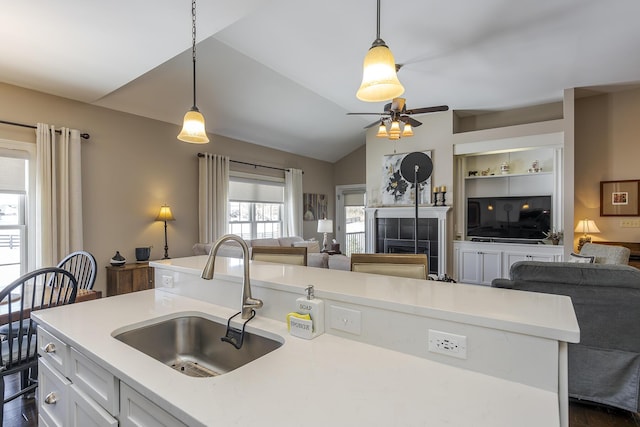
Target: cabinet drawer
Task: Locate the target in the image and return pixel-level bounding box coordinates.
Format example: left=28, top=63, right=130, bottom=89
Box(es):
left=120, top=382, right=187, bottom=427
left=39, top=358, right=71, bottom=427
left=38, top=326, right=70, bottom=377
left=69, top=384, right=118, bottom=427
left=69, top=347, right=119, bottom=416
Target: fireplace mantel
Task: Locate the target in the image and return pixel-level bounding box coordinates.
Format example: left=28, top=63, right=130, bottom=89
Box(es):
left=365, top=206, right=451, bottom=278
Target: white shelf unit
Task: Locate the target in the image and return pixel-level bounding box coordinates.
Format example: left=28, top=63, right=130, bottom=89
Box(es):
left=453, top=132, right=565, bottom=285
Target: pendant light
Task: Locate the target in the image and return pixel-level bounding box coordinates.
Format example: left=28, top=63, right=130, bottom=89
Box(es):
left=356, top=0, right=405, bottom=102
left=177, top=0, right=209, bottom=144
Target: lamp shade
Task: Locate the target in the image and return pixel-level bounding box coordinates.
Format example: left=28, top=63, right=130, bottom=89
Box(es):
left=356, top=44, right=405, bottom=102
left=156, top=205, right=176, bottom=222
left=376, top=122, right=388, bottom=138
left=317, top=219, right=333, bottom=233
left=177, top=108, right=209, bottom=144
left=574, top=219, right=600, bottom=234
left=401, top=122, right=414, bottom=137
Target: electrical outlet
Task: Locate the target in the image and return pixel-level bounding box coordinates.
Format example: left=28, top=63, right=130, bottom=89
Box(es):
left=330, top=306, right=361, bottom=335
left=161, top=275, right=173, bottom=288
left=621, top=219, right=640, bottom=228
left=428, top=330, right=467, bottom=359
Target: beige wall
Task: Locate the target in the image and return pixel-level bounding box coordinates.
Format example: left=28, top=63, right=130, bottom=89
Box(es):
left=333, top=144, right=366, bottom=187
left=575, top=87, right=640, bottom=244
left=0, top=83, right=337, bottom=294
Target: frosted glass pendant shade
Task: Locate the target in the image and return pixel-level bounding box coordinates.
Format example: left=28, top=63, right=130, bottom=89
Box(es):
left=376, top=123, right=388, bottom=138
left=177, top=108, right=209, bottom=144
left=389, top=120, right=401, bottom=136
left=401, top=122, right=414, bottom=137
left=356, top=44, right=405, bottom=102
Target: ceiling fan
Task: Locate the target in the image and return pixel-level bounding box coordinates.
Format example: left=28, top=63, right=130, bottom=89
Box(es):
left=347, top=98, right=449, bottom=130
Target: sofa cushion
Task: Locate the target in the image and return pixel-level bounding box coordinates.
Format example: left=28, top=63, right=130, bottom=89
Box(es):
left=278, top=236, right=304, bottom=247
left=568, top=252, right=595, bottom=263
left=504, top=261, right=640, bottom=290
left=293, top=240, right=320, bottom=253
left=251, top=238, right=280, bottom=247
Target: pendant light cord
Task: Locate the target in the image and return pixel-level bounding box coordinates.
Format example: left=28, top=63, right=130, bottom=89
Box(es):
left=191, top=0, right=198, bottom=110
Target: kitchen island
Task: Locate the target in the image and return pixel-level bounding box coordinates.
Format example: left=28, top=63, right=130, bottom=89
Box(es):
left=33, top=255, right=579, bottom=427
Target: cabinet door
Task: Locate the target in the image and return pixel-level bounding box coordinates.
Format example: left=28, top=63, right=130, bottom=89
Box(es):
left=479, top=250, right=502, bottom=285
left=120, top=383, right=187, bottom=427
left=457, top=248, right=502, bottom=285
left=69, top=384, right=118, bottom=427
left=39, top=358, right=71, bottom=427
left=69, top=348, right=119, bottom=416
left=457, top=249, right=482, bottom=284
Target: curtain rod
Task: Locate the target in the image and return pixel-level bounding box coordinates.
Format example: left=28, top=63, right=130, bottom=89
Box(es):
left=197, top=153, right=302, bottom=174
left=0, top=119, right=91, bottom=140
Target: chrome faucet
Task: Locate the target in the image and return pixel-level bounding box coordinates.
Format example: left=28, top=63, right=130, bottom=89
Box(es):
left=201, top=234, right=263, bottom=319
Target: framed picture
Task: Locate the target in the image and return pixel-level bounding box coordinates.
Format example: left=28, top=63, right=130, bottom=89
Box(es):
left=600, top=180, right=640, bottom=216
left=381, top=151, right=432, bottom=205
left=303, top=193, right=327, bottom=221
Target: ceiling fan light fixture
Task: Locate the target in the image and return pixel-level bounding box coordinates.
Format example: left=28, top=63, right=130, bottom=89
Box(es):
left=356, top=0, right=404, bottom=102
left=178, top=107, right=209, bottom=143
left=389, top=120, right=401, bottom=136
left=401, top=122, right=414, bottom=137
left=376, top=122, right=389, bottom=138
left=178, top=0, right=209, bottom=144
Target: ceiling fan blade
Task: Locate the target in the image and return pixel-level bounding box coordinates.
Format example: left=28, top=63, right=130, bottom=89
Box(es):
left=405, top=105, right=449, bottom=115
left=383, top=102, right=392, bottom=112
left=400, top=116, right=422, bottom=127
left=347, top=112, right=386, bottom=116
left=364, top=120, right=382, bottom=129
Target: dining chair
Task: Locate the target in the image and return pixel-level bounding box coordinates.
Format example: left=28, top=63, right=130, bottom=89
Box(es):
left=350, top=253, right=429, bottom=279
left=57, top=250, right=98, bottom=290
left=251, top=246, right=308, bottom=266
left=0, top=267, right=78, bottom=422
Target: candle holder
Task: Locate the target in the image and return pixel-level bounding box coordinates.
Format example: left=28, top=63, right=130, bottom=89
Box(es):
left=432, top=191, right=447, bottom=206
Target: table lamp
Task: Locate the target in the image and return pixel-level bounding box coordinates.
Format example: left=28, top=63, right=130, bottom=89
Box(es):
left=156, top=205, right=176, bottom=259
left=575, top=219, right=600, bottom=252
left=317, top=218, right=333, bottom=252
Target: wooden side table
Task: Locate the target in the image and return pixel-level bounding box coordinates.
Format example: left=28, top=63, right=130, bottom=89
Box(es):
left=106, top=263, right=154, bottom=297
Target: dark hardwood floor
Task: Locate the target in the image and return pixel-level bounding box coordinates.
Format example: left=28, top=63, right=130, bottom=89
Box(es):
left=2, top=373, right=37, bottom=427
left=1, top=371, right=640, bottom=427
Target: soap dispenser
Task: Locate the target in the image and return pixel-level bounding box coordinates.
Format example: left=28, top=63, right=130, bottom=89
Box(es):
left=296, top=285, right=325, bottom=337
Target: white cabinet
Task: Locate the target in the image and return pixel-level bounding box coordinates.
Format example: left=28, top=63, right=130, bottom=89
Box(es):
left=37, top=327, right=118, bottom=426
left=456, top=246, right=502, bottom=286
left=38, top=358, right=71, bottom=427
left=120, top=383, right=187, bottom=427
left=38, top=325, right=188, bottom=427
left=455, top=241, right=564, bottom=285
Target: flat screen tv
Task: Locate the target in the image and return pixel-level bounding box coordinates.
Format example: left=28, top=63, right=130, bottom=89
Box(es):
left=467, top=195, right=551, bottom=241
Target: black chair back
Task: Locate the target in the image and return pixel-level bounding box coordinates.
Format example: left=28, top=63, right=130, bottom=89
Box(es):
left=57, top=250, right=97, bottom=290
left=0, top=267, right=78, bottom=412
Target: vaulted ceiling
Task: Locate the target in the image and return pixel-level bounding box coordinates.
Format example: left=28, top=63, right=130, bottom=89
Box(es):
left=2, top=0, right=640, bottom=162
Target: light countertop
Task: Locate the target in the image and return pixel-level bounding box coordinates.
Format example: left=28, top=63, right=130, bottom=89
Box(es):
left=152, top=256, right=579, bottom=343
left=34, top=289, right=562, bottom=427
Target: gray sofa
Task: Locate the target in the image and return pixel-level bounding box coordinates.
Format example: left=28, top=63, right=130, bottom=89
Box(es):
left=492, top=261, right=640, bottom=412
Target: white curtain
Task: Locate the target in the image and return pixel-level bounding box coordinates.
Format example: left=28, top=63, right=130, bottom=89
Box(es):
left=198, top=153, right=229, bottom=243
left=35, top=124, right=83, bottom=267
left=284, top=168, right=303, bottom=237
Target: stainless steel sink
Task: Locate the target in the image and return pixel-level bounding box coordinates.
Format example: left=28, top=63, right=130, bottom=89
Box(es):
left=114, top=316, right=283, bottom=377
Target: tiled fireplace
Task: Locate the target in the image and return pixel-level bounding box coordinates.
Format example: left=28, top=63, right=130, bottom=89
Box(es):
left=365, top=207, right=451, bottom=278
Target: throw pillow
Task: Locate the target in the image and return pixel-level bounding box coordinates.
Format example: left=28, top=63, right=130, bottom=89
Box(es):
left=568, top=252, right=595, bottom=263
left=293, top=240, right=320, bottom=253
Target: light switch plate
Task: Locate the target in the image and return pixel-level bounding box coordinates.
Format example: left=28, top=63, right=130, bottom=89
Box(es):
left=330, top=305, right=361, bottom=335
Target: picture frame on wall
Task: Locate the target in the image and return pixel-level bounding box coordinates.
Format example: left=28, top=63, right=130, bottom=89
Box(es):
left=303, top=193, right=327, bottom=221
left=600, top=180, right=640, bottom=216
left=381, top=150, right=432, bottom=206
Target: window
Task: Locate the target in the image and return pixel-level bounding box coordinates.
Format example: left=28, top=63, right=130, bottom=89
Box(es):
left=228, top=174, right=284, bottom=240
left=0, top=144, right=33, bottom=287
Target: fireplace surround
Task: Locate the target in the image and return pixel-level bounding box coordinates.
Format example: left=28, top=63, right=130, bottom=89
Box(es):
left=365, top=206, right=451, bottom=278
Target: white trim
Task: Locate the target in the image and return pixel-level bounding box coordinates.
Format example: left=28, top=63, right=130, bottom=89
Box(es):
left=335, top=184, right=366, bottom=252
